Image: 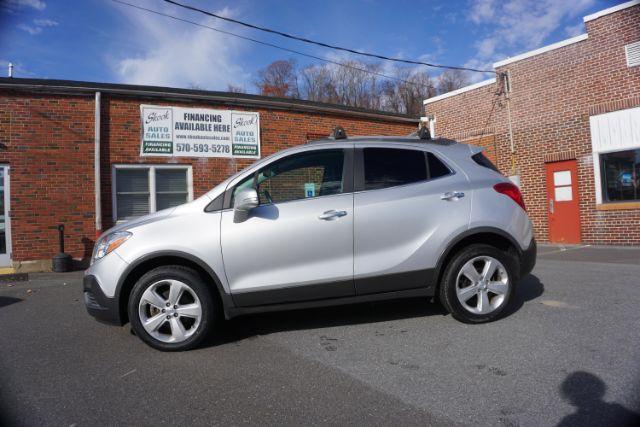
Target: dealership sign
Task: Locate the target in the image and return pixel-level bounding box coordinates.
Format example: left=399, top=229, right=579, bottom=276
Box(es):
left=140, top=105, right=260, bottom=158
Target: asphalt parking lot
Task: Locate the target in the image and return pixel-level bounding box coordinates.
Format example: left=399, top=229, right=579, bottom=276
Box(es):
left=1, top=244, right=639, bottom=426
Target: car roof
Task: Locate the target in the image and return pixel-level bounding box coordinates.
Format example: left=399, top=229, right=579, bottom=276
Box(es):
left=304, top=135, right=483, bottom=159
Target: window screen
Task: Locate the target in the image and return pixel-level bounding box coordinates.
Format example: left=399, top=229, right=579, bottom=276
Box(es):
left=114, top=167, right=190, bottom=221
left=600, top=149, right=640, bottom=202
left=115, top=169, right=150, bottom=220
left=364, top=148, right=427, bottom=190
left=156, top=169, right=188, bottom=211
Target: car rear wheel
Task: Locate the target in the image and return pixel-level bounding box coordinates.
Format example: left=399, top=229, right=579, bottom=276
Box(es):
left=439, top=244, right=517, bottom=323
left=128, top=266, right=216, bottom=351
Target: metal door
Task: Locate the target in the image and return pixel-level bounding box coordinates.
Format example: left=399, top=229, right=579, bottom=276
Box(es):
left=220, top=149, right=354, bottom=306
left=353, top=148, right=471, bottom=294
left=0, top=166, right=12, bottom=267
left=545, top=160, right=581, bottom=244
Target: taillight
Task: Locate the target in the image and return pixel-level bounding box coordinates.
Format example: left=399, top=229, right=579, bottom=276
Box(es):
left=493, top=182, right=526, bottom=211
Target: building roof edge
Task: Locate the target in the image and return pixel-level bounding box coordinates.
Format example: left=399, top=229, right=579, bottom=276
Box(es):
left=0, top=77, right=419, bottom=124
left=493, top=34, right=588, bottom=68
left=423, top=78, right=496, bottom=105
left=583, top=0, right=639, bottom=22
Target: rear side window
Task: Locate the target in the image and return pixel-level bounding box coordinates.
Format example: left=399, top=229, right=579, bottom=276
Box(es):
left=427, top=152, right=451, bottom=179
left=472, top=152, right=500, bottom=173
left=364, top=148, right=427, bottom=190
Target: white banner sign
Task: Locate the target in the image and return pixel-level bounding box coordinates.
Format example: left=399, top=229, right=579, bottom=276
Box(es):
left=140, top=105, right=260, bottom=158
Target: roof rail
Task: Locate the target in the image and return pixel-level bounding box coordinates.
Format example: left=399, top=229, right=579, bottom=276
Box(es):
left=407, top=126, right=431, bottom=140
left=417, top=126, right=431, bottom=140
left=330, top=126, right=347, bottom=140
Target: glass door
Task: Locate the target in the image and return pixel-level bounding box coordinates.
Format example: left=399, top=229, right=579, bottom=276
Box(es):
left=0, top=166, right=11, bottom=267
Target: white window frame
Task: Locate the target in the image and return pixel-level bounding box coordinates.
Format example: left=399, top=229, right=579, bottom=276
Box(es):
left=112, top=164, right=194, bottom=222
left=589, top=106, right=640, bottom=204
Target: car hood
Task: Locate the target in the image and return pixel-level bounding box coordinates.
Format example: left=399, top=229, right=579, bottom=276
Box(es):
left=99, top=185, right=223, bottom=239
left=101, top=207, right=178, bottom=236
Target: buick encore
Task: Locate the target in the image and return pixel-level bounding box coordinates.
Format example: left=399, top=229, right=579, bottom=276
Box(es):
left=84, top=129, right=536, bottom=351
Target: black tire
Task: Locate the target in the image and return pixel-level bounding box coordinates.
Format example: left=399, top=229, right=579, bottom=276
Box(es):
left=439, top=244, right=518, bottom=324
left=128, top=265, right=217, bottom=351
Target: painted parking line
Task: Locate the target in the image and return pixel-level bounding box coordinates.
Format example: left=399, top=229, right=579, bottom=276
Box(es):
left=538, top=244, right=591, bottom=256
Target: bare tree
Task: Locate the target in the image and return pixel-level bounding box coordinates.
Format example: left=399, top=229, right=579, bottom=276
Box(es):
left=255, top=57, right=440, bottom=115
left=301, top=64, right=336, bottom=104
left=436, top=69, right=470, bottom=94
left=255, top=59, right=299, bottom=98
left=382, top=68, right=436, bottom=116
left=226, top=84, right=246, bottom=93
left=300, top=60, right=383, bottom=110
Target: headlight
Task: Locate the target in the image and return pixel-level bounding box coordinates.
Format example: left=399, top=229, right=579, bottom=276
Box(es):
left=93, top=231, right=132, bottom=262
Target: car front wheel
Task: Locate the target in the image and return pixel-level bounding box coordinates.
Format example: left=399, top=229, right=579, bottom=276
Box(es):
left=128, top=266, right=216, bottom=351
left=439, top=244, right=517, bottom=323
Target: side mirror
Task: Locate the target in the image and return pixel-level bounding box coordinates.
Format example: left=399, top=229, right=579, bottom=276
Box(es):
left=233, top=188, right=259, bottom=222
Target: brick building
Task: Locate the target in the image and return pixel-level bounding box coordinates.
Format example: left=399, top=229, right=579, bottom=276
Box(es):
left=423, top=0, right=640, bottom=245
left=0, top=79, right=417, bottom=270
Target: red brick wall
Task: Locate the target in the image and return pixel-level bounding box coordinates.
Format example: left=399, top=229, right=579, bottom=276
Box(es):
left=0, top=91, right=415, bottom=262
left=426, top=4, right=640, bottom=245
left=0, top=93, right=95, bottom=261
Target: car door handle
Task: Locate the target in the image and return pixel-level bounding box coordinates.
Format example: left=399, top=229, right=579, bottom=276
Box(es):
left=441, top=191, right=465, bottom=201
left=318, top=210, right=347, bottom=220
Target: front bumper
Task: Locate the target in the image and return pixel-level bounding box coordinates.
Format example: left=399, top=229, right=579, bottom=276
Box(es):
left=520, top=238, right=537, bottom=277
left=83, top=275, right=122, bottom=325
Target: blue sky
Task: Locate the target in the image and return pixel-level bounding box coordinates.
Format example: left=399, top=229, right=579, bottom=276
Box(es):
left=0, top=0, right=620, bottom=92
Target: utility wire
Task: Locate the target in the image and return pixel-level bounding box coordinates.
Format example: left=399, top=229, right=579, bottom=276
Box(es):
left=111, top=0, right=434, bottom=90
left=162, top=0, right=496, bottom=74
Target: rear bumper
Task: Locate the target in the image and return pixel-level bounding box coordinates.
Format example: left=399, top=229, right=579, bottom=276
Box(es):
left=520, top=238, right=537, bottom=277
left=83, top=274, right=122, bottom=325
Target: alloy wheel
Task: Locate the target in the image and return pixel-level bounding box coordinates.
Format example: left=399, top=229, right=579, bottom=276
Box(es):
left=138, top=279, right=202, bottom=343
left=455, top=256, right=509, bottom=315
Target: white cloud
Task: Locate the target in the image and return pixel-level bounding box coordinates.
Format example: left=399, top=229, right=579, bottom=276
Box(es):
left=17, top=23, right=41, bottom=35
left=6, top=0, right=46, bottom=11
left=564, top=22, right=585, bottom=37
left=110, top=2, right=249, bottom=90
left=465, top=0, right=595, bottom=75
left=17, top=17, right=57, bottom=35
left=469, top=0, right=496, bottom=24
left=33, top=18, right=57, bottom=27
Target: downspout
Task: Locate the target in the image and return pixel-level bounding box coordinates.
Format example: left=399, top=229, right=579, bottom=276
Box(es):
left=94, top=92, right=102, bottom=238
left=502, top=72, right=516, bottom=176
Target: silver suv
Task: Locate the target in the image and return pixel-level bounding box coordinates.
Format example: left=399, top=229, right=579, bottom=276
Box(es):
left=84, top=130, right=536, bottom=351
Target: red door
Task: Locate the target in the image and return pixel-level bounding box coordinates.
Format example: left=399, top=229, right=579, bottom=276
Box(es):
left=545, top=160, right=581, bottom=244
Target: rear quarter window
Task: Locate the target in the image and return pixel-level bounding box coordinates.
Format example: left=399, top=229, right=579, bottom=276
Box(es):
left=472, top=152, right=500, bottom=173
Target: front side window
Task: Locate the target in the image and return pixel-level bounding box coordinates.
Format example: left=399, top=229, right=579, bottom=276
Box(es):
left=363, top=148, right=427, bottom=190
left=600, top=149, right=640, bottom=202
left=233, top=149, right=345, bottom=205
left=258, top=149, right=344, bottom=204
left=114, top=166, right=192, bottom=221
